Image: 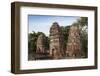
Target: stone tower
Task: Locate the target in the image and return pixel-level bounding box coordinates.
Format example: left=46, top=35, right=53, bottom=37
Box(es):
left=66, top=25, right=84, bottom=58
left=49, top=22, right=64, bottom=59
left=36, top=34, right=47, bottom=54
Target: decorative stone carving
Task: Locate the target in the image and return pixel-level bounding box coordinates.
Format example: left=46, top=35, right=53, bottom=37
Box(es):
left=49, top=22, right=64, bottom=59
left=66, top=25, right=85, bottom=58
left=36, top=34, right=47, bottom=54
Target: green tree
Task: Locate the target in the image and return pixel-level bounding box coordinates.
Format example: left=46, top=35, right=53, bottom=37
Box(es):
left=77, top=17, right=88, bottom=27
left=60, top=26, right=70, bottom=50
left=77, top=17, right=88, bottom=57
left=45, top=36, right=50, bottom=50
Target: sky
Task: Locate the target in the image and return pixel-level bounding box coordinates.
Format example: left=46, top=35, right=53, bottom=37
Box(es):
left=28, top=15, right=80, bottom=36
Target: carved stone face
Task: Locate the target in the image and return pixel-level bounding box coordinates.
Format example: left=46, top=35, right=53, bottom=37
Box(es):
left=49, top=22, right=64, bottom=59
left=50, top=22, right=60, bottom=36
left=66, top=25, right=84, bottom=58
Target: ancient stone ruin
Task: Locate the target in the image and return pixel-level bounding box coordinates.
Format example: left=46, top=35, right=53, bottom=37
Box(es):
left=66, top=25, right=85, bottom=58
left=49, top=22, right=65, bottom=59
left=35, top=22, right=85, bottom=60
left=36, top=34, right=47, bottom=54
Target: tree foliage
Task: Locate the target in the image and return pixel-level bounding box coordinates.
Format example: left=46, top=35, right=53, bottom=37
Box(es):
left=76, top=17, right=88, bottom=57
left=77, top=17, right=88, bottom=27
left=60, top=26, right=70, bottom=50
